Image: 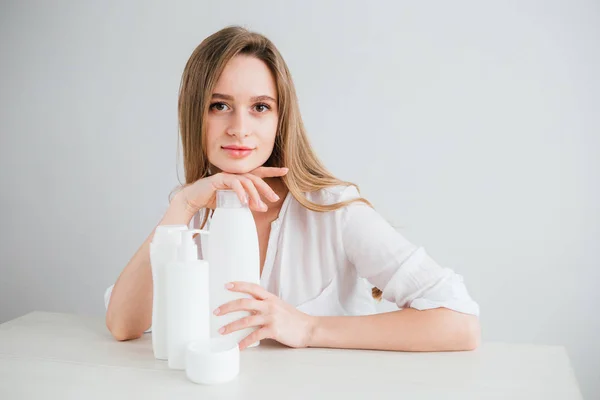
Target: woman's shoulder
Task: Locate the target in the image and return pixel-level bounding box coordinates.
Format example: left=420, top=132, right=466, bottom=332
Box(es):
left=304, top=184, right=362, bottom=205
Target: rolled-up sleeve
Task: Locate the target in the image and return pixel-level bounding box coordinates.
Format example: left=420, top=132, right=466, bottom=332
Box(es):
left=341, top=186, right=480, bottom=317
left=104, top=284, right=114, bottom=310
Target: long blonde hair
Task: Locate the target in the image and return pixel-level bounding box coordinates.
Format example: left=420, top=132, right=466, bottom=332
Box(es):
left=177, top=25, right=382, bottom=301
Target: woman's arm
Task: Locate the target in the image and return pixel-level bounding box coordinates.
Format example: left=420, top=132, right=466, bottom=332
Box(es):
left=105, top=167, right=288, bottom=341
left=309, top=307, right=480, bottom=351
left=215, top=281, right=479, bottom=351
left=105, top=194, right=195, bottom=341
left=338, top=186, right=481, bottom=350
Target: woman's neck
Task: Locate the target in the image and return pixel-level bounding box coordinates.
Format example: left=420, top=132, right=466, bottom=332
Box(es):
left=264, top=177, right=288, bottom=200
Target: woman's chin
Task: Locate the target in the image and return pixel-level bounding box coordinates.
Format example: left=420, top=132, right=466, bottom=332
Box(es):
left=213, top=161, right=259, bottom=175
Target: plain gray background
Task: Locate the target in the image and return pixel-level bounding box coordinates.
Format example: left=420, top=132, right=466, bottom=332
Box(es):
left=1, top=0, right=598, bottom=398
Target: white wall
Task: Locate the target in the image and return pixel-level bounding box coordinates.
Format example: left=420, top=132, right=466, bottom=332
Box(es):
left=1, top=0, right=598, bottom=398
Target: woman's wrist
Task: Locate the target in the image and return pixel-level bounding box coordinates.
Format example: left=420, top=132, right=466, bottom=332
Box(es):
left=160, top=189, right=199, bottom=225
left=305, top=315, right=321, bottom=348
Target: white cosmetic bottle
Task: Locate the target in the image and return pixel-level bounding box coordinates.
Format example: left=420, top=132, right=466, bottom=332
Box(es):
left=207, top=190, right=261, bottom=347
left=166, top=229, right=211, bottom=370
left=149, top=224, right=188, bottom=360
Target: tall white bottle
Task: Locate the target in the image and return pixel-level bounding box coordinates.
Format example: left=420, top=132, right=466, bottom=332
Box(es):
left=207, top=190, right=261, bottom=346
left=149, top=224, right=188, bottom=360
left=166, top=229, right=211, bottom=370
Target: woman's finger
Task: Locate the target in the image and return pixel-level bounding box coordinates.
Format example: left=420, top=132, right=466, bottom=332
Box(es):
left=243, top=173, right=280, bottom=203
left=236, top=176, right=267, bottom=212
left=238, top=327, right=272, bottom=350
left=226, top=281, right=273, bottom=301
left=250, top=167, right=288, bottom=179
left=215, top=297, right=266, bottom=316
left=219, top=314, right=269, bottom=335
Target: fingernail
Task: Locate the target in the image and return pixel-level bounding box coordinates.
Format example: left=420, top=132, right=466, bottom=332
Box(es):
left=272, top=194, right=280, bottom=201
left=225, top=283, right=234, bottom=289
left=219, top=327, right=225, bottom=334
left=213, top=308, right=220, bottom=315
left=260, top=201, right=268, bottom=210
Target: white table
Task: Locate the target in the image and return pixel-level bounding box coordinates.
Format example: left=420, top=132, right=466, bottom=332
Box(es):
left=0, top=312, right=581, bottom=399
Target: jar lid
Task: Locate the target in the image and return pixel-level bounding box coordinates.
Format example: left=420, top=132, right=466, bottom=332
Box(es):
left=185, top=337, right=240, bottom=385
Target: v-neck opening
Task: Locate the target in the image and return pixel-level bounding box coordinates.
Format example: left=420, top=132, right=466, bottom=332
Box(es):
left=272, top=190, right=292, bottom=224
left=259, top=190, right=293, bottom=287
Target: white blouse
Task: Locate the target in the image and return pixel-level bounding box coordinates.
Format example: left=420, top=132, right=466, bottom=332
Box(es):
left=104, top=185, right=479, bottom=330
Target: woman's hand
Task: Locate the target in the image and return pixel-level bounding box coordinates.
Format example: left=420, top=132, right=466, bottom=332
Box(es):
left=214, top=282, right=317, bottom=350
left=176, top=166, right=288, bottom=215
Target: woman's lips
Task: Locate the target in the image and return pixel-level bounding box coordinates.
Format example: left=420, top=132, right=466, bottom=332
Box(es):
left=222, top=146, right=254, bottom=158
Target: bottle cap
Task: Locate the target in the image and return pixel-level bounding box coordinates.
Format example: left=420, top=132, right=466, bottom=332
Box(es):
left=176, top=229, right=209, bottom=262
left=216, top=190, right=247, bottom=209
left=185, top=337, right=240, bottom=385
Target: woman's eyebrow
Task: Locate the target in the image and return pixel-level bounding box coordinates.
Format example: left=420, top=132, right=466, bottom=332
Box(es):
left=212, top=93, right=277, bottom=103
left=251, top=95, right=277, bottom=103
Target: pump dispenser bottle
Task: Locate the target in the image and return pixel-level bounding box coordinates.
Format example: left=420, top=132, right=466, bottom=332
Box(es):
left=166, top=229, right=211, bottom=370
left=149, top=224, right=187, bottom=360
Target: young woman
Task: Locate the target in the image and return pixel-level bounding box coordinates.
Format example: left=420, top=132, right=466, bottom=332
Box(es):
left=105, top=26, right=480, bottom=351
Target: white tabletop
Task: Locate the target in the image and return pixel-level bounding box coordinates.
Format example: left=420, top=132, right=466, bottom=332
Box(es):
left=0, top=311, right=581, bottom=399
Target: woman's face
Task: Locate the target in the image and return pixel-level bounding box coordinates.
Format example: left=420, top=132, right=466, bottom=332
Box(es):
left=205, top=55, right=279, bottom=175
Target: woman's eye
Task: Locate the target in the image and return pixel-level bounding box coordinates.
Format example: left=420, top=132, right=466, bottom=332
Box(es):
left=210, top=102, right=229, bottom=111
left=254, top=103, right=271, bottom=113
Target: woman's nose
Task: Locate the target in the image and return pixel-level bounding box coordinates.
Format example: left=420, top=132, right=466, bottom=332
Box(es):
left=226, top=110, right=250, bottom=138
